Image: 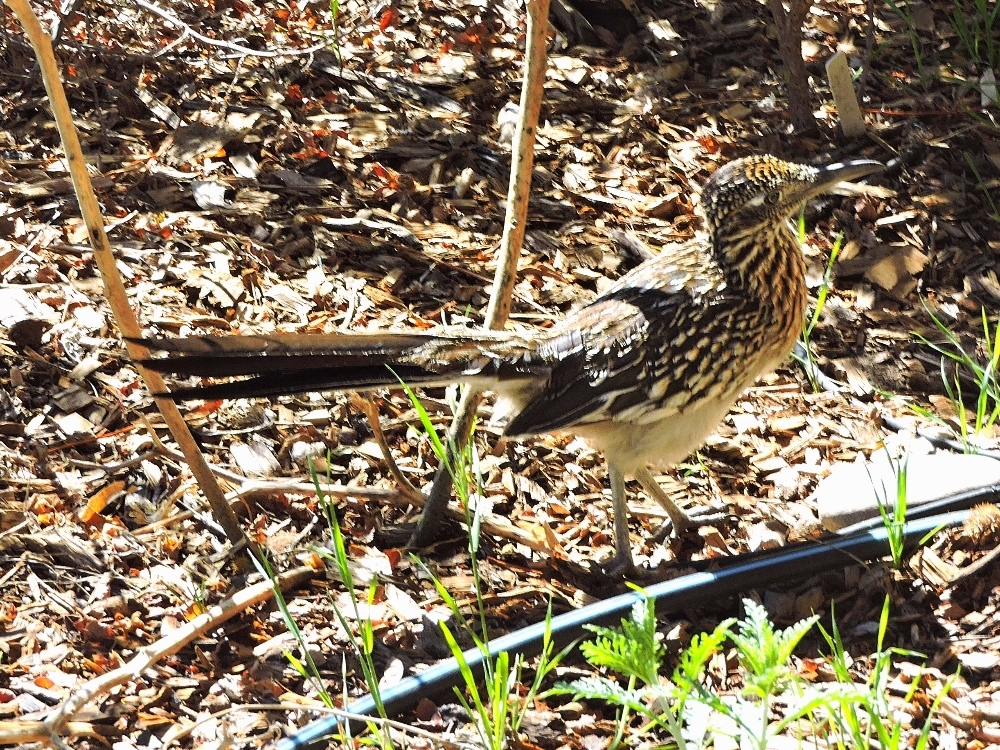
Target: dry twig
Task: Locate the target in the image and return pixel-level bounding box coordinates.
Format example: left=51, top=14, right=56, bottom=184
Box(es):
left=411, top=0, right=552, bottom=548
left=766, top=0, right=812, bottom=131
left=1, top=567, right=317, bottom=746
left=5, top=0, right=247, bottom=550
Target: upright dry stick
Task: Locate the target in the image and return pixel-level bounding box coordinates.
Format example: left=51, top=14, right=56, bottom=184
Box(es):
left=410, top=0, right=551, bottom=547
left=767, top=0, right=812, bottom=131
left=4, top=0, right=247, bottom=548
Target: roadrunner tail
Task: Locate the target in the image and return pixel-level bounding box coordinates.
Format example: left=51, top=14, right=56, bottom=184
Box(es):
left=134, top=330, right=544, bottom=402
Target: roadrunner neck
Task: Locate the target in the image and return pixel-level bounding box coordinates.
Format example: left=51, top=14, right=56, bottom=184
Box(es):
left=711, top=212, right=809, bottom=366
left=702, top=156, right=814, bottom=292
left=712, top=213, right=803, bottom=291
left=697, top=155, right=877, bottom=366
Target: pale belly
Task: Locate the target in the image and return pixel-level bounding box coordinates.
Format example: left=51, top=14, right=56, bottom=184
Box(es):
left=571, top=390, right=741, bottom=477
left=494, top=328, right=800, bottom=478
left=563, top=347, right=794, bottom=478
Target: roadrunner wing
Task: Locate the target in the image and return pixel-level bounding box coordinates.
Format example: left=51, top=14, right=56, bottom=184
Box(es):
left=504, top=249, right=750, bottom=437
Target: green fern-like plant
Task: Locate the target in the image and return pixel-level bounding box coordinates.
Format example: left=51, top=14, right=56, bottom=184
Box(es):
left=580, top=597, right=666, bottom=688
left=730, top=599, right=820, bottom=700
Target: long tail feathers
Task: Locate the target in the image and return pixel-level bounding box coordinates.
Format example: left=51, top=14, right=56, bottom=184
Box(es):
left=131, top=332, right=535, bottom=401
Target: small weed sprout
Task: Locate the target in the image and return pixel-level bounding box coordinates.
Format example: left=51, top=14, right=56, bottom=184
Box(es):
left=794, top=224, right=844, bottom=393
left=950, top=0, right=1000, bottom=70
left=310, top=461, right=396, bottom=748
left=915, top=300, right=1000, bottom=450
left=964, top=152, right=1000, bottom=224
left=819, top=595, right=955, bottom=749
left=256, top=547, right=335, bottom=711
left=884, top=0, right=929, bottom=78
left=329, top=0, right=343, bottom=67
left=866, top=456, right=910, bottom=568
left=401, top=381, right=571, bottom=750
left=249, top=459, right=397, bottom=749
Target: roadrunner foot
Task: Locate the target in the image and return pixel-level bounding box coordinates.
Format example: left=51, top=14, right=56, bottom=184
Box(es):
left=634, top=467, right=718, bottom=534
left=597, top=548, right=638, bottom=578
left=649, top=505, right=729, bottom=544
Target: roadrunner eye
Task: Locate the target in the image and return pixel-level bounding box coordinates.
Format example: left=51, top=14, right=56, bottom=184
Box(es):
left=765, top=191, right=781, bottom=205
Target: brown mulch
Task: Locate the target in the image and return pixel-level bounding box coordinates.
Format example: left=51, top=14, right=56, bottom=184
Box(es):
left=2, top=0, right=1000, bottom=746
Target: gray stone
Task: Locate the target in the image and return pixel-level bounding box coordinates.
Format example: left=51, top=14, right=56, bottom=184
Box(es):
left=815, top=452, right=1000, bottom=531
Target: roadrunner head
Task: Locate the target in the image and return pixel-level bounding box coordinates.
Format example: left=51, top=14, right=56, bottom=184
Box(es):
left=698, top=155, right=883, bottom=285
left=700, top=155, right=883, bottom=235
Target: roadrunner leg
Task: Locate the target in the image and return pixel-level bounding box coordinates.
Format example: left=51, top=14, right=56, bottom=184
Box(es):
left=608, top=465, right=632, bottom=571
left=610, top=466, right=700, bottom=572
left=636, top=467, right=693, bottom=532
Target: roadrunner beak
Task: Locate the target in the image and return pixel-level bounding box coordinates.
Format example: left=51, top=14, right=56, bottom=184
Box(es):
left=808, top=159, right=884, bottom=199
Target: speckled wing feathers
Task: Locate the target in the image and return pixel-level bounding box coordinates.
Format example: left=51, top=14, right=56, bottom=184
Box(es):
left=503, top=240, right=760, bottom=436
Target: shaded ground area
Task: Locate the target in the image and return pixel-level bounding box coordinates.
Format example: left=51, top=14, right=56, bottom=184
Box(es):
left=2, top=0, right=1000, bottom=745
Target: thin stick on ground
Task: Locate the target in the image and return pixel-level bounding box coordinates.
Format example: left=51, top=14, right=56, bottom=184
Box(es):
left=352, top=394, right=425, bottom=503
left=410, top=0, right=551, bottom=548
left=5, top=0, right=248, bottom=551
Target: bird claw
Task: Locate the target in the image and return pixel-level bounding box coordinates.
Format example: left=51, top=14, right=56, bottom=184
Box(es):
left=596, top=550, right=638, bottom=578
left=651, top=506, right=729, bottom=543
left=596, top=554, right=686, bottom=582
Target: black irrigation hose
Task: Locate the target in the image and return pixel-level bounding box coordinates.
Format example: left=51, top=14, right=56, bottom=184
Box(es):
left=275, top=506, right=973, bottom=750
left=276, top=359, right=1000, bottom=749
left=881, top=414, right=1000, bottom=462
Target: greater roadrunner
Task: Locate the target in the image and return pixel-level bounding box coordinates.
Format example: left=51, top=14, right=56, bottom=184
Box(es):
left=137, top=155, right=883, bottom=572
